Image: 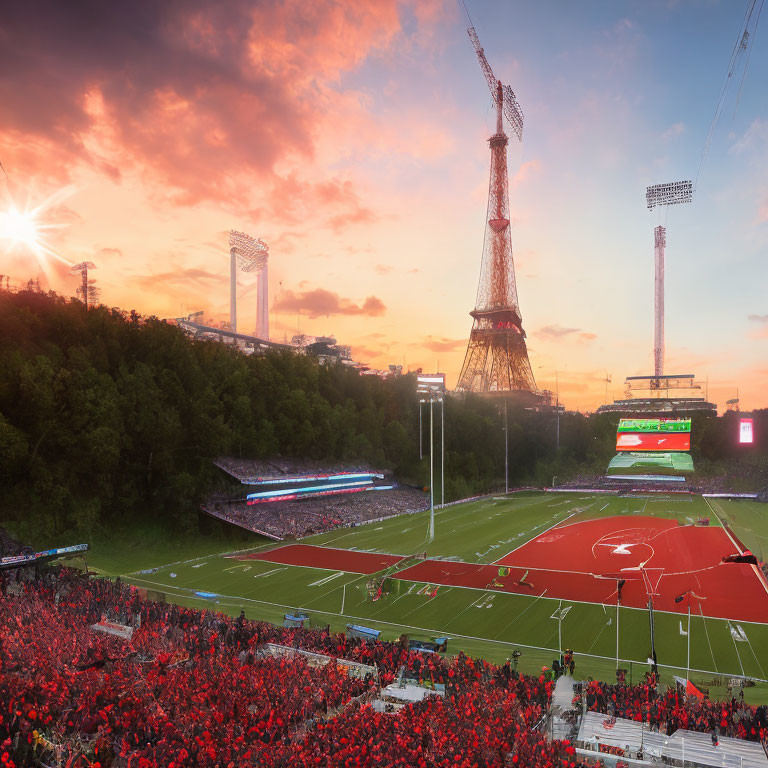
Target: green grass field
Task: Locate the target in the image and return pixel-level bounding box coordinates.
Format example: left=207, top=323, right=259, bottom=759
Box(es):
left=102, top=492, right=768, bottom=701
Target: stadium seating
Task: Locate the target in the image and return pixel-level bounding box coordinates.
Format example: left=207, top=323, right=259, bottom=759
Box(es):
left=1, top=567, right=766, bottom=767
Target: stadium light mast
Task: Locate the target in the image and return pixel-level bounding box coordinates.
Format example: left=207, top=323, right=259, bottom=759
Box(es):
left=504, top=401, right=508, bottom=494
left=69, top=261, right=97, bottom=309
left=228, top=230, right=269, bottom=337
left=417, top=373, right=446, bottom=543
left=645, top=181, right=693, bottom=379
left=441, top=396, right=445, bottom=506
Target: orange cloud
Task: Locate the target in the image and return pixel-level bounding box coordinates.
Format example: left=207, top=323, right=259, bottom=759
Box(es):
left=0, top=0, right=407, bottom=213
left=419, top=336, right=467, bottom=353
left=275, top=288, right=386, bottom=319
left=535, top=324, right=595, bottom=342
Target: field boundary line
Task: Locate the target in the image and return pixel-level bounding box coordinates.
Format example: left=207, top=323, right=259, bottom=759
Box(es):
left=121, top=538, right=281, bottom=578
left=703, top=497, right=741, bottom=552
left=704, top=497, right=768, bottom=600
left=124, top=574, right=768, bottom=682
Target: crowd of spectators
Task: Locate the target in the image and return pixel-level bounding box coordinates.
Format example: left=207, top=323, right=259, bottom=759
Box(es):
left=1, top=565, right=588, bottom=768
left=2, top=564, right=767, bottom=767
left=585, top=680, right=768, bottom=742
left=202, top=487, right=429, bottom=540
left=213, top=458, right=377, bottom=485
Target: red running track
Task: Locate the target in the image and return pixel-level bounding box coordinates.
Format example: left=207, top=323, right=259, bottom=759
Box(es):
left=394, top=517, right=768, bottom=623
left=234, top=544, right=404, bottom=574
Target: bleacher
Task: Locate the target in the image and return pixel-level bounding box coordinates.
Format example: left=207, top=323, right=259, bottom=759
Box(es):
left=577, top=711, right=768, bottom=768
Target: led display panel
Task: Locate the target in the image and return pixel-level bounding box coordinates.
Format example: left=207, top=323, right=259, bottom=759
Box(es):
left=739, top=418, right=754, bottom=444
left=617, top=418, right=691, bottom=433
left=616, top=432, right=691, bottom=451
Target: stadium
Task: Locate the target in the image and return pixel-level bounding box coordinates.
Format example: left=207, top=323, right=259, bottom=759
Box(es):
left=127, top=490, right=768, bottom=681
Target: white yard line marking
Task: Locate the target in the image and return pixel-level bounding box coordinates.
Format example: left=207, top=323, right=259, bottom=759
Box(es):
left=728, top=622, right=746, bottom=677
left=252, top=567, right=287, bottom=579
left=741, top=625, right=766, bottom=679
left=494, top=589, right=549, bottom=636
left=442, top=591, right=493, bottom=628
left=698, top=605, right=718, bottom=673
left=587, top=616, right=612, bottom=654
left=309, top=571, right=345, bottom=587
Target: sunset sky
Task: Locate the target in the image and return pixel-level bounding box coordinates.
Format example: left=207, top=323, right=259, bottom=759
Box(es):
left=1, top=0, right=766, bottom=411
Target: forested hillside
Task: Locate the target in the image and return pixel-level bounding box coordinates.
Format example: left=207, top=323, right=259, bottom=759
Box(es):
left=0, top=290, right=765, bottom=541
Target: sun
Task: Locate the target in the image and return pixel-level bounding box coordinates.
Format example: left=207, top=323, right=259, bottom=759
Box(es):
left=0, top=186, right=75, bottom=278
left=0, top=206, right=39, bottom=249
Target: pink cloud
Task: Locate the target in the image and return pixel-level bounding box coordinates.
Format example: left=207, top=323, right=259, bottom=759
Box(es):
left=0, top=0, right=406, bottom=210
left=274, top=288, right=386, bottom=319
left=511, top=159, right=540, bottom=188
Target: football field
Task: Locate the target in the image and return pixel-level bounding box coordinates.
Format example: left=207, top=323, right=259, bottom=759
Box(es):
left=123, top=492, right=768, bottom=685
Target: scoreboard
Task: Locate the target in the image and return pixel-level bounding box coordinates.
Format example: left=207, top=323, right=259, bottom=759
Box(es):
left=616, top=418, right=691, bottom=452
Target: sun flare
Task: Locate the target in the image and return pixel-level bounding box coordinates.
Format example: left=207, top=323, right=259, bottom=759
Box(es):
left=0, top=207, right=39, bottom=249
left=0, top=186, right=75, bottom=278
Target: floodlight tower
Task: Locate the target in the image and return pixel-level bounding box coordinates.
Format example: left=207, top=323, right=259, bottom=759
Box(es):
left=228, top=230, right=268, bottom=337
left=456, top=27, right=538, bottom=401
left=69, top=262, right=96, bottom=309
left=417, top=373, right=446, bottom=544
left=653, top=226, right=666, bottom=378
left=645, top=181, right=693, bottom=379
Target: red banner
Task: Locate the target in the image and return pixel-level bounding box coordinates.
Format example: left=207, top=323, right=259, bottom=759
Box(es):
left=616, top=432, right=690, bottom=451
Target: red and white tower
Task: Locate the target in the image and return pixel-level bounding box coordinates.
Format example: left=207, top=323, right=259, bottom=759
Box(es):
left=456, top=29, right=538, bottom=401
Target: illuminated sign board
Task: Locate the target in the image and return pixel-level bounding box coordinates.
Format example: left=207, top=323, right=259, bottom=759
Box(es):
left=617, top=419, right=691, bottom=433
left=616, top=432, right=691, bottom=452
left=739, top=418, right=754, bottom=444
left=417, top=373, right=446, bottom=398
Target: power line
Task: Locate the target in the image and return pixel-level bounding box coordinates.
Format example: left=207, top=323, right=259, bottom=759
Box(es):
left=695, top=0, right=764, bottom=187
left=734, top=0, right=765, bottom=113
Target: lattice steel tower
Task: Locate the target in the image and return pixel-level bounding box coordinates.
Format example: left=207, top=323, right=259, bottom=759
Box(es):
left=456, top=28, right=538, bottom=400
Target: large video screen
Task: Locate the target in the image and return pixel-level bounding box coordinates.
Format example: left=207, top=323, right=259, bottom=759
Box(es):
left=617, top=418, right=691, bottom=433
left=607, top=451, right=694, bottom=476
left=739, top=418, right=754, bottom=444
left=616, top=432, right=690, bottom=451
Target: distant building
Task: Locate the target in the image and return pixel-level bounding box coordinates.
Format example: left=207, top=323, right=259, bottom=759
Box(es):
left=596, top=374, right=717, bottom=417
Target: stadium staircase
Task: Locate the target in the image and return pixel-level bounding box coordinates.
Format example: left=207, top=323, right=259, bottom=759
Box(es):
left=547, top=675, right=579, bottom=742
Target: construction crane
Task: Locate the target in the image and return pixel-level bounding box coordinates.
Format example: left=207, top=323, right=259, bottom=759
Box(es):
left=467, top=26, right=524, bottom=141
